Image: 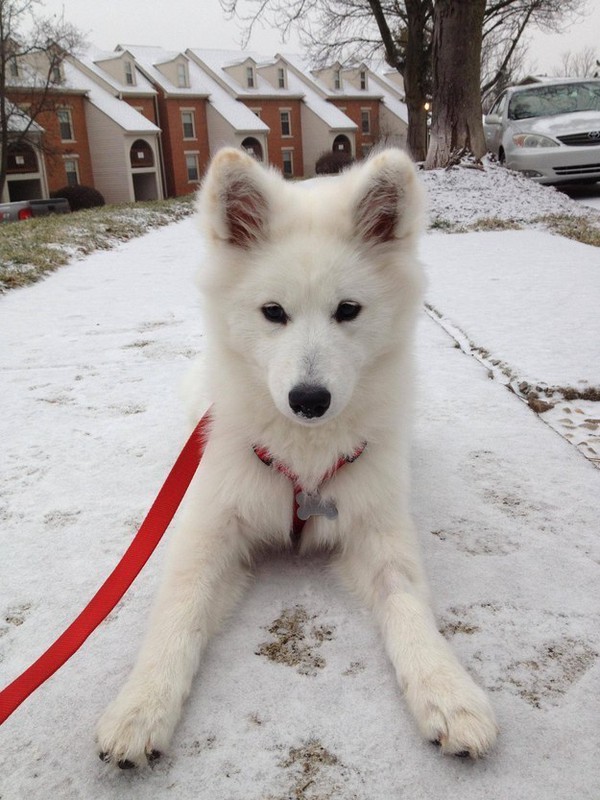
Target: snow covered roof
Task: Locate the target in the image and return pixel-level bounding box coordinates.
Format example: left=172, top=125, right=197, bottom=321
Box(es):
left=62, top=58, right=160, bottom=134
left=368, top=72, right=408, bottom=125
left=187, top=48, right=301, bottom=99
left=75, top=45, right=157, bottom=97
left=120, top=45, right=209, bottom=98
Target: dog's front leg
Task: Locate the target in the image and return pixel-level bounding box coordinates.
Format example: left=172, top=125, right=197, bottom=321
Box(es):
left=338, top=527, right=498, bottom=758
left=96, top=490, right=248, bottom=769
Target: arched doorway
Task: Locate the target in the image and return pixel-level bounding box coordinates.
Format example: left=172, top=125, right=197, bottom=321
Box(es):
left=332, top=134, right=351, bottom=154
left=6, top=141, right=43, bottom=201
left=129, top=139, right=159, bottom=201
left=241, top=137, right=263, bottom=161
left=130, top=139, right=154, bottom=168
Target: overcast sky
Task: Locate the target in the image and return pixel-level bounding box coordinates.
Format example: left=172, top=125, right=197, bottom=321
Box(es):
left=39, top=0, right=600, bottom=75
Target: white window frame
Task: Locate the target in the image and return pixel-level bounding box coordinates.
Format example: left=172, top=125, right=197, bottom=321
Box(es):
left=185, top=152, right=200, bottom=182
left=360, top=70, right=367, bottom=90
left=281, top=148, right=294, bottom=177
left=177, top=62, right=188, bottom=88
left=246, top=66, right=255, bottom=88
left=280, top=109, right=292, bottom=137
left=333, top=69, right=341, bottom=90
left=57, top=108, right=74, bottom=142
left=277, top=67, right=286, bottom=89
left=361, top=108, right=371, bottom=134
left=63, top=156, right=80, bottom=186
left=181, top=109, right=196, bottom=140
left=124, top=60, right=135, bottom=86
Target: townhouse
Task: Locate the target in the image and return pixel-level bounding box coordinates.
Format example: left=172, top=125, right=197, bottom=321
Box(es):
left=2, top=41, right=409, bottom=204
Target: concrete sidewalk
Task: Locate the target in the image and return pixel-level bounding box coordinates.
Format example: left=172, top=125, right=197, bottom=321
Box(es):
left=0, top=220, right=598, bottom=800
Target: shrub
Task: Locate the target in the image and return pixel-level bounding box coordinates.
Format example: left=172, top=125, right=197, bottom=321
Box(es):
left=50, top=184, right=105, bottom=211
left=315, top=151, right=355, bottom=175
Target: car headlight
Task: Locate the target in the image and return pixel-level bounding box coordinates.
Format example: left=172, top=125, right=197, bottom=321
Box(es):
left=512, top=133, right=558, bottom=148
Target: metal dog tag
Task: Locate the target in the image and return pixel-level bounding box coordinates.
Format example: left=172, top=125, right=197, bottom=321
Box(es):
left=296, top=491, right=338, bottom=521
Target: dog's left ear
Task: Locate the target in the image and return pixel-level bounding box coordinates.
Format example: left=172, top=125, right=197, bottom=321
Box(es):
left=353, top=150, right=424, bottom=245
left=199, top=148, right=271, bottom=249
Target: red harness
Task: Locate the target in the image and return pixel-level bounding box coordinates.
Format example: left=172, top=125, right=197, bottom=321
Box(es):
left=253, top=441, right=367, bottom=547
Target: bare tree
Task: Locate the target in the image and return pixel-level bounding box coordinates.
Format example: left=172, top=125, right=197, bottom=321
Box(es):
left=0, top=0, right=84, bottom=199
left=221, top=0, right=588, bottom=167
left=425, top=0, right=486, bottom=168
left=553, top=46, right=599, bottom=78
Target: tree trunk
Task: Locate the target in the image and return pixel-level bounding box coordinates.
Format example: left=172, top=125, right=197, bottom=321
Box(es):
left=425, top=0, right=486, bottom=169
left=403, top=0, right=430, bottom=162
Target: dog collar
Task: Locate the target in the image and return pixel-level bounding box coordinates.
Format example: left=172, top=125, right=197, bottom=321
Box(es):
left=253, top=441, right=367, bottom=548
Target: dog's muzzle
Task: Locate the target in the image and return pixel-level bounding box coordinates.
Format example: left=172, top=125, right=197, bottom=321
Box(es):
left=288, top=384, right=331, bottom=419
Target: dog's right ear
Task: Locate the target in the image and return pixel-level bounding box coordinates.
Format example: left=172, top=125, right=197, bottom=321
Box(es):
left=199, top=148, right=270, bottom=249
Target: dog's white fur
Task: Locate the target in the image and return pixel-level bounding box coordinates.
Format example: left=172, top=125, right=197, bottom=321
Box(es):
left=96, top=148, right=497, bottom=767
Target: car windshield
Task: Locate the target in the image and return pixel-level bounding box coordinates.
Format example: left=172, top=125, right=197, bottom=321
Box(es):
left=508, top=82, right=600, bottom=120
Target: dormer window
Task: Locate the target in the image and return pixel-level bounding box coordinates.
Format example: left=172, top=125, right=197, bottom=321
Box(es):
left=277, top=67, right=286, bottom=89
left=177, top=62, right=188, bottom=88
left=246, top=66, right=255, bottom=88
left=124, top=60, right=135, bottom=86
left=51, top=63, right=62, bottom=83
left=360, top=70, right=367, bottom=90
left=333, top=69, right=341, bottom=90
left=9, top=58, right=19, bottom=78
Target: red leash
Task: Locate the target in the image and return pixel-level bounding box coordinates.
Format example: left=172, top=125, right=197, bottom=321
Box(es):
left=0, top=413, right=209, bottom=726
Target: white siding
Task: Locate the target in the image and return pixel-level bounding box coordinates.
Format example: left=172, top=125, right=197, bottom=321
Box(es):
left=84, top=103, right=133, bottom=203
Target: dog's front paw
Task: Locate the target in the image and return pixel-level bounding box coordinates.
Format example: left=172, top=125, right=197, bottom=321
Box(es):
left=96, top=683, right=177, bottom=769
left=407, top=669, right=498, bottom=759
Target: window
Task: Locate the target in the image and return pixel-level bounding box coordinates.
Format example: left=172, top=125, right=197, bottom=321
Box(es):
left=9, top=58, right=18, bottom=78
left=360, top=70, right=367, bottom=90
left=181, top=110, right=196, bottom=139
left=64, top=158, right=79, bottom=186
left=186, top=153, right=199, bottom=182
left=282, top=150, right=293, bottom=177
left=246, top=66, right=255, bottom=88
left=280, top=110, right=291, bottom=137
left=277, top=67, right=286, bottom=89
left=57, top=109, right=74, bottom=141
left=333, top=69, right=341, bottom=90
left=124, top=60, right=135, bottom=86
left=361, top=109, right=371, bottom=134
left=51, top=63, right=62, bottom=83
left=177, top=63, right=188, bottom=88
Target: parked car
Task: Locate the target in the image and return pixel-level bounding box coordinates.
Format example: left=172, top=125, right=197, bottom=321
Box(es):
left=0, top=197, right=70, bottom=223
left=483, top=78, right=600, bottom=184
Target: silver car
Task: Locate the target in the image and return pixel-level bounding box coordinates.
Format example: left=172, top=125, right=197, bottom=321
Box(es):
left=483, top=79, right=600, bottom=184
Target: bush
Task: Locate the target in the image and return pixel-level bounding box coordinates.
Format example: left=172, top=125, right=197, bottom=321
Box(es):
left=50, top=184, right=105, bottom=211
left=315, top=151, right=355, bottom=175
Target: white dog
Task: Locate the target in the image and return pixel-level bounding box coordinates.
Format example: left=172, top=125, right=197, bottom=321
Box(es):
left=97, top=148, right=497, bottom=768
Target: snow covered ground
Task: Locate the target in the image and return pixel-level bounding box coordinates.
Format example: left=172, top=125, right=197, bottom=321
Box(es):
left=1, top=169, right=599, bottom=799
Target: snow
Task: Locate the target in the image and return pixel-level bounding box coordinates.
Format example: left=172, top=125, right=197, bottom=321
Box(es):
left=421, top=160, right=594, bottom=226
left=1, top=170, right=600, bottom=799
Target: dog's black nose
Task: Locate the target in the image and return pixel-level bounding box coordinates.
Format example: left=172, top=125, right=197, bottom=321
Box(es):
left=289, top=384, right=331, bottom=419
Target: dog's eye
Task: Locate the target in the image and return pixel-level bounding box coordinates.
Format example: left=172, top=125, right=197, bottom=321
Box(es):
left=334, top=301, right=362, bottom=323
left=261, top=303, right=288, bottom=324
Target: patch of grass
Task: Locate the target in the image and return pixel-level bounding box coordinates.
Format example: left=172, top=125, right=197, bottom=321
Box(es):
left=469, top=217, right=522, bottom=232
left=0, top=195, right=195, bottom=292
left=536, top=213, right=600, bottom=247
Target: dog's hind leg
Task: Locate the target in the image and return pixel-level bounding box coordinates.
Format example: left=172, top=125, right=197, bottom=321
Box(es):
left=96, top=491, right=250, bottom=769
left=337, top=526, right=498, bottom=758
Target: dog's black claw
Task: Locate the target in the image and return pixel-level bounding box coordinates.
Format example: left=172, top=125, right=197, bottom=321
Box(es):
left=117, top=759, right=136, bottom=770
left=430, top=739, right=442, bottom=747
left=99, top=751, right=110, bottom=763
left=455, top=750, right=471, bottom=759
left=147, top=749, right=162, bottom=763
